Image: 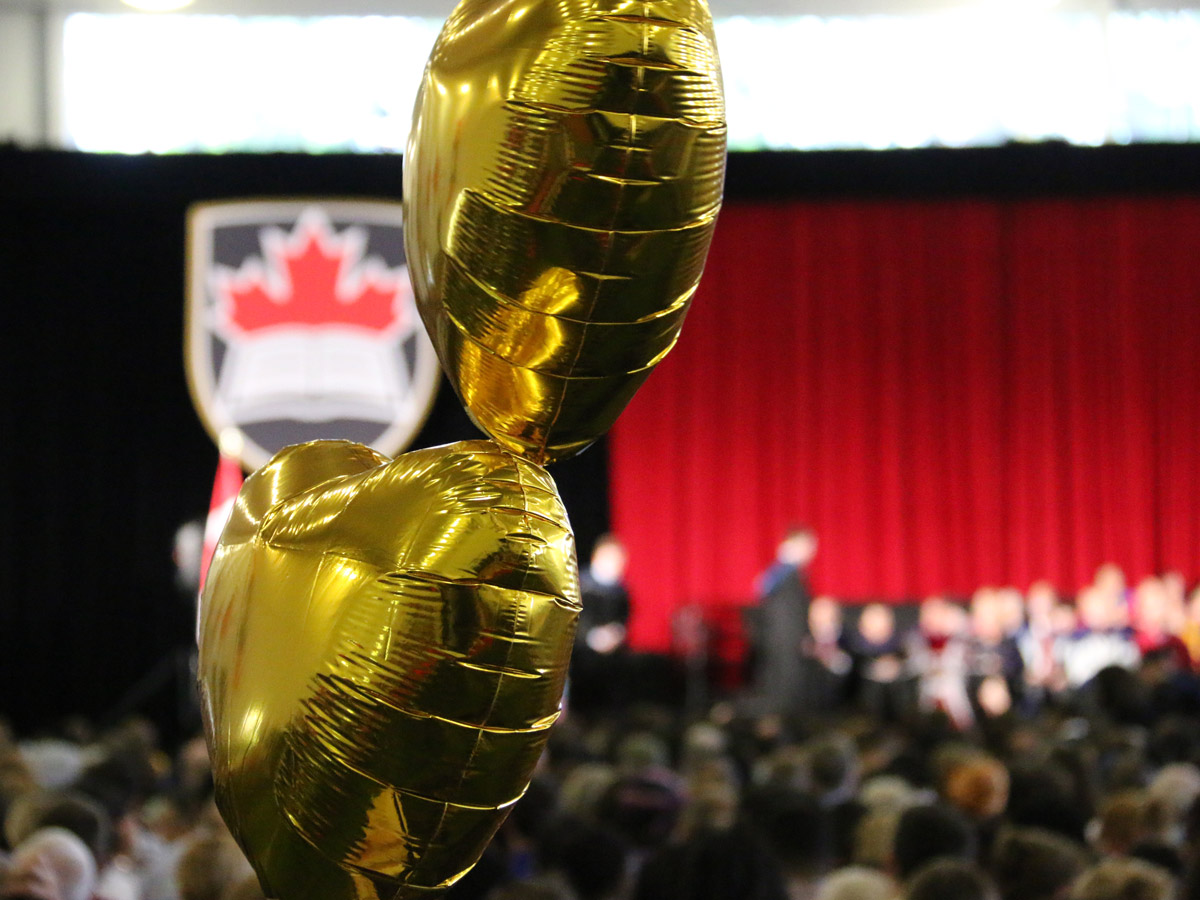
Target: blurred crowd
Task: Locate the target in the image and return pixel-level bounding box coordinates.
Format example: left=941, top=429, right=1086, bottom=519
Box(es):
left=0, top=720, right=261, bottom=900
left=5, top=559, right=1200, bottom=900
left=766, top=564, right=1200, bottom=730
left=451, top=556, right=1200, bottom=900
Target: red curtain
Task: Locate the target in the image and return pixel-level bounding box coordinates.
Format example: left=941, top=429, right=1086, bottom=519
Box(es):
left=609, top=197, right=1200, bottom=652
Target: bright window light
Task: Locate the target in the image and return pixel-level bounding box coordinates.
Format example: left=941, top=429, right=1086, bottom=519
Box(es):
left=61, top=11, right=1200, bottom=154
left=63, top=14, right=441, bottom=153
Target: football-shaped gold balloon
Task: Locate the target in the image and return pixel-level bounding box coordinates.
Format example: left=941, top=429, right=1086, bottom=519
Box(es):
left=405, top=0, right=727, bottom=464
left=197, top=439, right=580, bottom=900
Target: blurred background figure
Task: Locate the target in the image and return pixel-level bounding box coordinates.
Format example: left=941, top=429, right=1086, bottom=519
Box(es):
left=757, top=527, right=819, bottom=600
left=1132, top=577, right=1191, bottom=671
left=909, top=597, right=972, bottom=729
left=1018, top=581, right=1061, bottom=705
left=1056, top=585, right=1140, bottom=689
left=965, top=589, right=1024, bottom=719
left=2, top=828, right=96, bottom=900
left=571, top=535, right=633, bottom=715
left=753, top=526, right=818, bottom=717
left=174, top=830, right=253, bottom=900
left=1068, top=858, right=1174, bottom=900
left=800, top=597, right=852, bottom=716
left=1182, top=586, right=1200, bottom=666
left=903, top=859, right=998, bottom=900
left=171, top=521, right=204, bottom=599
left=1094, top=564, right=1130, bottom=609
left=846, top=604, right=909, bottom=722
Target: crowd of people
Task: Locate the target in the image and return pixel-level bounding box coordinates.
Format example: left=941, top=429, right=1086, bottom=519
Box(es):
left=458, top=554, right=1200, bottom=900
left=5, top=544, right=1200, bottom=900
left=755, top=536, right=1200, bottom=731
left=0, top=721, right=258, bottom=900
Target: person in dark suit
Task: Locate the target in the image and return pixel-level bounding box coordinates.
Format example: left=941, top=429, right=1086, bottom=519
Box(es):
left=571, top=534, right=632, bottom=712
left=799, top=595, right=852, bottom=715
left=753, top=526, right=818, bottom=715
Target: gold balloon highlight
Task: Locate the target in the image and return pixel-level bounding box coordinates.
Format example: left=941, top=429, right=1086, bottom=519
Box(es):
left=405, top=0, right=727, bottom=465
left=198, top=440, right=580, bottom=900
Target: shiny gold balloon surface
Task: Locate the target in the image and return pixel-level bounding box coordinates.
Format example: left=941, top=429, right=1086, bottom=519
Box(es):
left=198, top=440, right=580, bottom=900
left=405, top=0, right=727, bottom=464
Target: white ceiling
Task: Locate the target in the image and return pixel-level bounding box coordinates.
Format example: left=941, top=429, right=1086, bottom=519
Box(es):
left=0, top=0, right=1195, bottom=16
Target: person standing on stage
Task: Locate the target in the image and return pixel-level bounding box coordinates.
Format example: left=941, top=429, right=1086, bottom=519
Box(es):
left=571, top=534, right=632, bottom=711
left=754, top=525, right=818, bottom=715
left=579, top=534, right=631, bottom=653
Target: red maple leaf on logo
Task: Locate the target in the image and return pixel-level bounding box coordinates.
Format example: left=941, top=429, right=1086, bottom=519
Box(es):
left=216, top=210, right=408, bottom=335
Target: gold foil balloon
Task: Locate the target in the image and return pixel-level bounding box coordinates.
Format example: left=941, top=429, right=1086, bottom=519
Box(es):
left=197, top=439, right=580, bottom=900
left=405, top=0, right=727, bottom=464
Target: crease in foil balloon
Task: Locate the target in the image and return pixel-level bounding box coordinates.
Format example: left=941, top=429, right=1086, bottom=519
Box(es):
left=198, top=439, right=580, bottom=900
left=406, top=0, right=727, bottom=464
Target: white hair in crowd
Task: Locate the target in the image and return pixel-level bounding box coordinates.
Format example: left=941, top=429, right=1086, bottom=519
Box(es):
left=7, top=827, right=97, bottom=900
left=815, top=866, right=894, bottom=900
left=1148, top=762, right=1200, bottom=827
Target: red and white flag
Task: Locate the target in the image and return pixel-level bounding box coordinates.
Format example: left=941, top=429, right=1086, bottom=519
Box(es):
left=199, top=437, right=244, bottom=592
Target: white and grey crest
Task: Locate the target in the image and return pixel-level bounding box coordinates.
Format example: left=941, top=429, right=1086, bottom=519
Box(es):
left=186, top=199, right=441, bottom=470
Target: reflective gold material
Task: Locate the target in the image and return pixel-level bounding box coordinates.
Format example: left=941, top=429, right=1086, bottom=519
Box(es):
left=405, top=0, right=727, bottom=464
left=198, top=440, right=580, bottom=899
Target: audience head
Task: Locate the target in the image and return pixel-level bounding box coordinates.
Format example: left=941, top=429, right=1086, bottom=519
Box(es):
left=989, top=827, right=1089, bottom=900
left=1068, top=858, right=1173, bottom=900
left=680, top=723, right=731, bottom=779
left=3, top=828, right=96, bottom=900
left=509, top=776, right=560, bottom=846
left=633, top=824, right=789, bottom=900
left=540, top=817, right=628, bottom=900
left=814, top=867, right=894, bottom=900
left=751, top=789, right=828, bottom=877
left=3, top=793, right=111, bottom=869
left=1147, top=763, right=1200, bottom=841
left=942, top=756, right=1009, bottom=822
left=597, top=772, right=682, bottom=849
left=806, top=734, right=859, bottom=804
left=614, top=731, right=670, bottom=776
left=675, top=770, right=740, bottom=840
left=904, top=859, right=998, bottom=900
left=1094, top=790, right=1159, bottom=857
left=175, top=832, right=253, bottom=900
left=892, top=803, right=977, bottom=880
left=558, top=763, right=617, bottom=822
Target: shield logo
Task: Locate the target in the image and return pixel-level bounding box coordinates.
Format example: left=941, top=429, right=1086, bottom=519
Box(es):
left=186, top=200, right=440, bottom=471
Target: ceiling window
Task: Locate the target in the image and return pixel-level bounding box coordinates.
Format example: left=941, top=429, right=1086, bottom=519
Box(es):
left=61, top=10, right=1200, bottom=153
